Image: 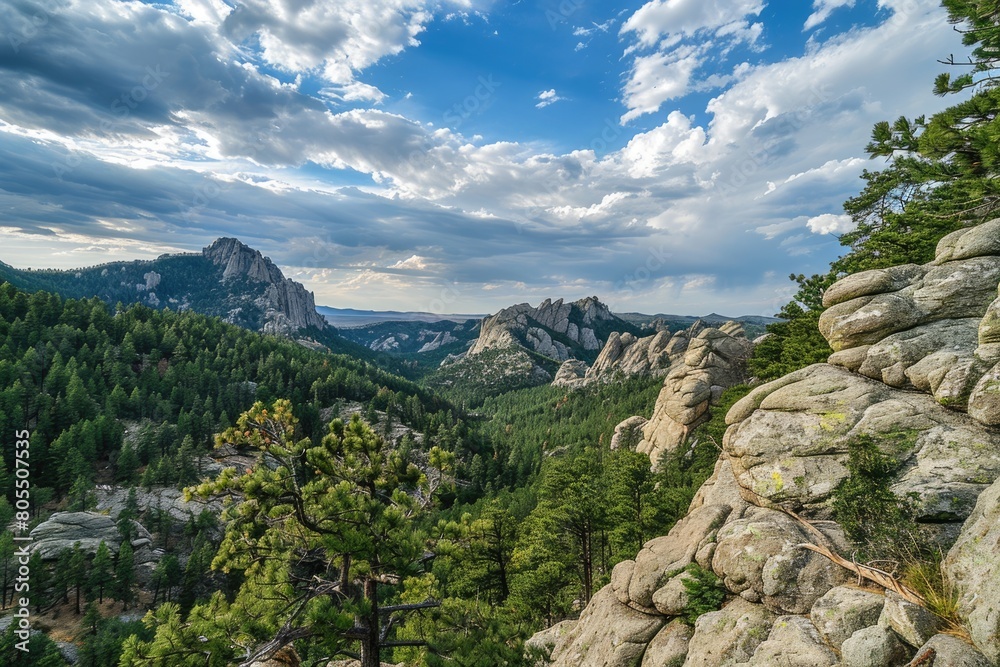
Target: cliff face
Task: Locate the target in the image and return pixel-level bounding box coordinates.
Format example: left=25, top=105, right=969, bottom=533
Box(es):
left=202, top=238, right=327, bottom=334
left=535, top=218, right=1000, bottom=666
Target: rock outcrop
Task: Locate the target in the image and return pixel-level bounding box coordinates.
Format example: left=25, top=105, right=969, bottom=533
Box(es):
left=635, top=321, right=752, bottom=467
left=203, top=238, right=327, bottom=334
left=551, top=322, right=699, bottom=388
left=29, top=511, right=152, bottom=560
left=531, top=217, right=1000, bottom=666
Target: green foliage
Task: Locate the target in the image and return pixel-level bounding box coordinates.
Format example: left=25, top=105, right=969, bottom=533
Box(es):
left=831, top=432, right=924, bottom=562
left=679, top=564, right=726, bottom=626
left=79, top=613, right=152, bottom=667
left=177, top=400, right=440, bottom=666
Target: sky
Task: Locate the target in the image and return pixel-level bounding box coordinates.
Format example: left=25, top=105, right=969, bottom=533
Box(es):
left=0, top=0, right=971, bottom=316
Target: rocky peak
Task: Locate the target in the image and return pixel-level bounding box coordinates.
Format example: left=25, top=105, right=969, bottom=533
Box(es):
left=203, top=237, right=285, bottom=284
left=202, top=238, right=327, bottom=334
left=469, top=295, right=618, bottom=359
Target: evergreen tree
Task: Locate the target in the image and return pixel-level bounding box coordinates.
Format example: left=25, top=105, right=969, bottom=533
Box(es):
left=88, top=541, right=113, bottom=604
left=113, top=541, right=136, bottom=611
left=69, top=541, right=88, bottom=614
left=189, top=400, right=441, bottom=667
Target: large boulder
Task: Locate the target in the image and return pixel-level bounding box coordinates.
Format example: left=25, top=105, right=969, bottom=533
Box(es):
left=723, top=363, right=1000, bottom=522
left=548, top=586, right=665, bottom=667
left=809, top=585, right=885, bottom=649
left=840, top=625, right=911, bottom=667
left=682, top=597, right=775, bottom=667
left=735, top=615, right=838, bottom=667
left=640, top=619, right=691, bottom=667
left=913, top=634, right=992, bottom=667
left=711, top=508, right=849, bottom=614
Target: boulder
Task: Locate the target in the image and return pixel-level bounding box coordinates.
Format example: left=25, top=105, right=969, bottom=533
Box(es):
left=682, top=597, right=775, bottom=667
left=840, top=625, right=911, bottom=667
left=651, top=570, right=696, bottom=616
left=913, top=634, right=992, bottom=667
left=710, top=508, right=849, bottom=613
left=610, top=416, right=649, bottom=451
left=877, top=590, right=942, bottom=648
left=548, top=586, right=665, bottom=667
left=723, top=363, right=1000, bottom=522
left=640, top=619, right=691, bottom=667
left=29, top=512, right=151, bottom=560
left=809, top=585, right=885, bottom=648
left=736, top=615, right=837, bottom=666
left=943, top=474, right=1000, bottom=662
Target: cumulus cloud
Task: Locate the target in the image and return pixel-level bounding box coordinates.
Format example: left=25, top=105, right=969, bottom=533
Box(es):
left=621, top=48, right=702, bottom=123
left=0, top=0, right=969, bottom=314
left=807, top=213, right=856, bottom=234
left=618, top=0, right=765, bottom=121
left=220, top=0, right=447, bottom=84
left=621, top=0, right=765, bottom=47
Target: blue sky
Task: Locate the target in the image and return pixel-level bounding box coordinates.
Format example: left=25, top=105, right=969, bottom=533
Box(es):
left=0, top=0, right=969, bottom=315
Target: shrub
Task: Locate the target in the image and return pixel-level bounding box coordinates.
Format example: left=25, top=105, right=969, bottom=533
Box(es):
left=680, top=564, right=727, bottom=625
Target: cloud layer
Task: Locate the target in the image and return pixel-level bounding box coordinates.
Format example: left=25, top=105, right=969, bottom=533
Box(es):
left=0, top=0, right=967, bottom=315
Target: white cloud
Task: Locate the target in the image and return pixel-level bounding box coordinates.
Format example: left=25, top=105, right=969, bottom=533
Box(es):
left=319, top=81, right=388, bottom=104
left=805, top=0, right=856, bottom=31
left=389, top=254, right=433, bottom=270
left=807, top=213, right=856, bottom=234
left=618, top=111, right=708, bottom=177
left=536, top=89, right=565, bottom=108
left=621, top=0, right=765, bottom=47
left=573, top=19, right=615, bottom=37
left=621, top=47, right=701, bottom=123
left=618, top=0, right=765, bottom=121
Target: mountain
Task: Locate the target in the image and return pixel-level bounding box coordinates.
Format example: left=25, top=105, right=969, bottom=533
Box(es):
left=318, top=306, right=486, bottom=328
left=0, top=237, right=327, bottom=336
left=467, top=296, right=639, bottom=363
left=616, top=311, right=781, bottom=339
left=336, top=318, right=482, bottom=370
left=427, top=296, right=644, bottom=404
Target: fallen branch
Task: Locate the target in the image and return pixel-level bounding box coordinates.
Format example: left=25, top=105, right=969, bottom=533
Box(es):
left=730, top=463, right=926, bottom=607
left=798, top=543, right=926, bottom=606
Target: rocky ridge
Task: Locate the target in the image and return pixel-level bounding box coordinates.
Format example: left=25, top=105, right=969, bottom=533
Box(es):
left=469, top=297, right=618, bottom=361
left=533, top=218, right=1000, bottom=666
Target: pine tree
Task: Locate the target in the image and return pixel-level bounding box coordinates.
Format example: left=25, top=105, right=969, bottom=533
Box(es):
left=191, top=400, right=441, bottom=667
left=113, top=541, right=136, bottom=611
left=69, top=541, right=88, bottom=614
left=88, top=541, right=113, bottom=604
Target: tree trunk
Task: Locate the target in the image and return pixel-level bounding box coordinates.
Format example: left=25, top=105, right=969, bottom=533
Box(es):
left=360, top=577, right=380, bottom=667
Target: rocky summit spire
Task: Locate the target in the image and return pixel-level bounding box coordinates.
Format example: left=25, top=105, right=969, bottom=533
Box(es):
left=202, top=238, right=327, bottom=334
